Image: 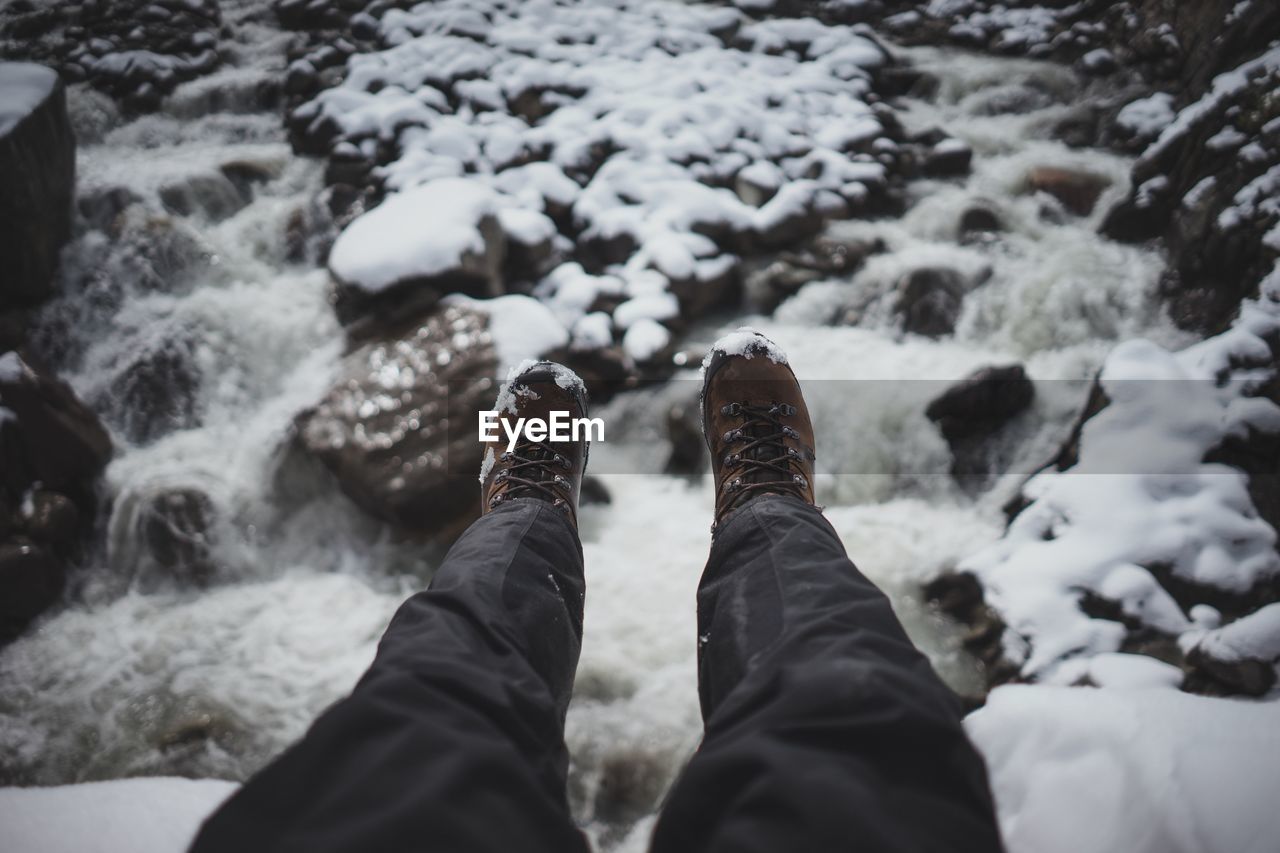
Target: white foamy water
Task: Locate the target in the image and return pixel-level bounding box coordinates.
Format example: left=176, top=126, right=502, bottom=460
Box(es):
left=1, top=14, right=1177, bottom=850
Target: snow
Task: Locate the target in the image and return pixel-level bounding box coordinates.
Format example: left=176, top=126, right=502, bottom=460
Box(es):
left=444, top=294, right=568, bottom=369
left=300, top=0, right=891, bottom=344
left=0, top=778, right=236, bottom=853
left=0, top=62, right=57, bottom=137
left=328, top=179, right=500, bottom=293
left=1114, top=92, right=1175, bottom=142
left=622, top=318, right=671, bottom=362
left=492, top=357, right=586, bottom=417
left=959, top=274, right=1280, bottom=680
left=1188, top=603, right=1280, bottom=665
left=702, top=327, right=789, bottom=370
left=968, top=685, right=1280, bottom=853
left=0, top=350, right=27, bottom=382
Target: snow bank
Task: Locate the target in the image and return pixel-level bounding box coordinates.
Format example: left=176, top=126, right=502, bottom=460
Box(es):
left=959, top=269, right=1280, bottom=680
left=0, top=777, right=236, bottom=853
left=968, top=685, right=1280, bottom=853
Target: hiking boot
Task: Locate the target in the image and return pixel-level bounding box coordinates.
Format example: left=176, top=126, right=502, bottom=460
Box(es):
left=480, top=361, right=590, bottom=525
left=701, top=328, right=816, bottom=531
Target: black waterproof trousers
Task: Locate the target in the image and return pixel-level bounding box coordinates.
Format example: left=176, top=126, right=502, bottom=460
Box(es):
left=190, top=495, right=1003, bottom=853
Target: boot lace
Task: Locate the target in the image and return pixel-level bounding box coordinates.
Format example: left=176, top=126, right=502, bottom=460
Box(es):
left=718, top=401, right=810, bottom=503
left=489, top=441, right=574, bottom=513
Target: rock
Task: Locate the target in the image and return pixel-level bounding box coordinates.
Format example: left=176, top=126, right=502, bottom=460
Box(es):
left=1185, top=645, right=1276, bottom=697
left=297, top=302, right=504, bottom=536
left=579, top=475, right=611, bottom=506
left=329, top=179, right=508, bottom=326
left=926, top=364, right=1035, bottom=443
left=923, top=138, right=972, bottom=177
left=23, top=490, right=80, bottom=555
left=893, top=267, right=968, bottom=338
left=158, top=171, right=250, bottom=221
left=140, top=488, right=217, bottom=585
left=744, top=233, right=884, bottom=314
left=0, top=351, right=113, bottom=505
left=1025, top=166, right=1110, bottom=216
left=664, top=401, right=706, bottom=476
left=926, top=364, right=1035, bottom=484
left=0, top=540, right=64, bottom=642
left=958, top=204, right=1003, bottom=239
left=0, top=63, right=75, bottom=311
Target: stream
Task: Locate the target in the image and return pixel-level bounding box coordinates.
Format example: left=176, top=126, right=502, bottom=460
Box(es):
left=0, top=5, right=1190, bottom=850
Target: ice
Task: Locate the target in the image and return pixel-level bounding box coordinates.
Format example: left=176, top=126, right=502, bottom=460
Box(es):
left=328, top=179, right=500, bottom=293
left=0, top=62, right=57, bottom=136
left=968, top=685, right=1280, bottom=853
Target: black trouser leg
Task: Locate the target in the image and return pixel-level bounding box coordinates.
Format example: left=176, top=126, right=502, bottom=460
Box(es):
left=189, top=498, right=591, bottom=853
left=651, top=495, right=1003, bottom=853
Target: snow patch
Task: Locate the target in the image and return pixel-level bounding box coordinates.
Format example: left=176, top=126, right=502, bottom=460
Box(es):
left=0, top=62, right=57, bottom=137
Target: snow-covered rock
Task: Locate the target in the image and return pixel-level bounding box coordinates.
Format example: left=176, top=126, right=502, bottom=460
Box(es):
left=0, top=62, right=75, bottom=311
left=949, top=270, right=1280, bottom=689
left=292, top=0, right=895, bottom=348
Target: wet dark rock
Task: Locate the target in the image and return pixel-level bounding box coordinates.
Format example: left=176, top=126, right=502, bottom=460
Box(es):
left=297, top=303, right=504, bottom=536
left=0, top=63, right=75, bottom=312
left=23, top=490, right=81, bottom=556
left=140, top=488, right=217, bottom=585
left=579, top=475, right=612, bottom=506
left=893, top=267, right=970, bottom=338
left=1025, top=166, right=1110, bottom=216
left=1184, top=644, right=1276, bottom=697
left=923, top=571, right=1018, bottom=692
left=0, top=540, right=65, bottom=642
left=100, top=335, right=201, bottom=445
left=664, top=401, right=706, bottom=476
left=958, top=205, right=1003, bottom=239
left=744, top=233, right=884, bottom=314
left=922, top=138, right=972, bottom=177
left=78, top=185, right=142, bottom=232
left=0, top=351, right=113, bottom=505
left=927, top=364, right=1035, bottom=485
left=926, top=364, right=1035, bottom=443
left=158, top=171, right=251, bottom=221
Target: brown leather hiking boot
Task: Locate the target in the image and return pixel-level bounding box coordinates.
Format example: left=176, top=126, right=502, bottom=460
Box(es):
left=480, top=361, right=590, bottom=524
left=701, top=329, right=816, bottom=531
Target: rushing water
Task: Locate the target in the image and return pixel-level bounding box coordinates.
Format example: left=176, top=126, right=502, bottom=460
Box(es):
left=0, top=8, right=1187, bottom=850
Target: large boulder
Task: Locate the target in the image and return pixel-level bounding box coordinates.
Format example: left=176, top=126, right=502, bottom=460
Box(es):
left=926, top=364, right=1035, bottom=487
left=0, top=351, right=113, bottom=641
left=0, top=63, right=74, bottom=311
left=297, top=296, right=568, bottom=536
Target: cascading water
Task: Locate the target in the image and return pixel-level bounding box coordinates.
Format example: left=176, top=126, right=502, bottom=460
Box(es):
left=0, top=7, right=1184, bottom=850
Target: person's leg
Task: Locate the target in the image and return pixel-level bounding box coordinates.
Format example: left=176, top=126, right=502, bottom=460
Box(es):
left=192, top=361, right=596, bottom=853
left=651, top=329, right=1002, bottom=852
left=651, top=495, right=1002, bottom=852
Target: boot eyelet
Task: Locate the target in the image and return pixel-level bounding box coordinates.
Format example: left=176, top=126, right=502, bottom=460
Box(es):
left=489, top=493, right=504, bottom=507
left=553, top=498, right=570, bottom=513
left=787, top=447, right=800, bottom=459
left=723, top=429, right=740, bottom=443
left=553, top=474, right=569, bottom=488
left=555, top=453, right=571, bottom=469
left=783, top=426, right=798, bottom=439
left=723, top=452, right=740, bottom=466
left=500, top=451, right=513, bottom=462
left=728, top=478, right=742, bottom=492
left=793, top=474, right=807, bottom=487
left=495, top=469, right=508, bottom=482
left=721, top=403, right=740, bottom=416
